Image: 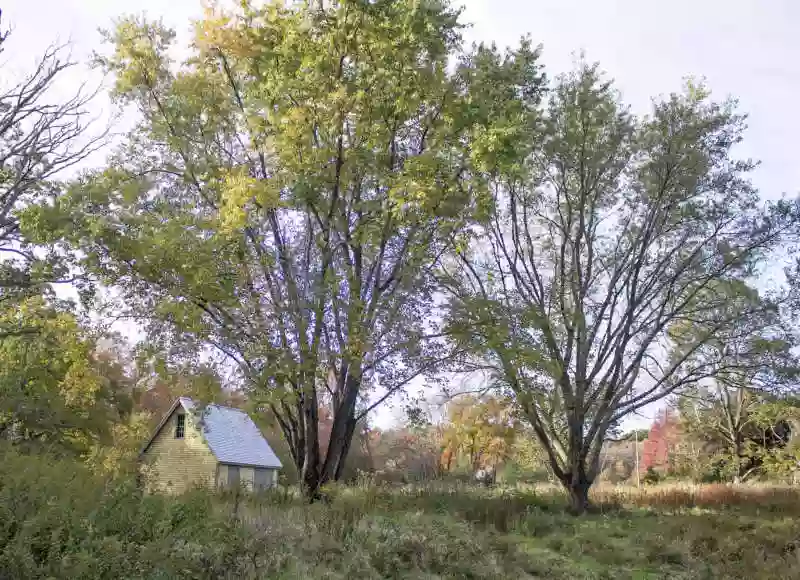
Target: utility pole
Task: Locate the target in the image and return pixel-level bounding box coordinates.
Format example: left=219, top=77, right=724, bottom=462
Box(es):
left=635, top=430, right=640, bottom=488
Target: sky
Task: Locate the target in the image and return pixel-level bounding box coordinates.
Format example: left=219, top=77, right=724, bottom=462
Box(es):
left=3, top=0, right=799, bottom=428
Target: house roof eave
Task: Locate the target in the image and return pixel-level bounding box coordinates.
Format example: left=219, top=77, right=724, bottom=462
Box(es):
left=138, top=397, right=188, bottom=458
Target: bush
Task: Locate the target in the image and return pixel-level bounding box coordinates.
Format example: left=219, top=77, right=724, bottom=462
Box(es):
left=0, top=447, right=258, bottom=579
left=643, top=466, right=662, bottom=485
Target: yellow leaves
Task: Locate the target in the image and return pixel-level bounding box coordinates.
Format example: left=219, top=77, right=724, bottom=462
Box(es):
left=386, top=152, right=444, bottom=215
left=442, top=395, right=519, bottom=469
left=219, top=167, right=280, bottom=232
left=84, top=411, right=152, bottom=476
left=99, top=17, right=175, bottom=99
left=61, top=361, right=103, bottom=409
left=194, top=5, right=259, bottom=59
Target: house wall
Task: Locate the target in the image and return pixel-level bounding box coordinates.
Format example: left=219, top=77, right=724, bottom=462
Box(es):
left=218, top=464, right=279, bottom=490
left=217, top=463, right=227, bottom=488
left=141, top=407, right=218, bottom=494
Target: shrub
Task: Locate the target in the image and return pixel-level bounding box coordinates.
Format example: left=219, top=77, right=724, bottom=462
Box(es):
left=643, top=466, right=662, bottom=485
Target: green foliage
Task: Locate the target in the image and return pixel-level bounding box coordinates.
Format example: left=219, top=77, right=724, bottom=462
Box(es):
left=6, top=0, right=800, bottom=524
left=679, top=392, right=800, bottom=483
left=27, top=0, right=546, bottom=493
left=620, top=429, right=649, bottom=442
left=642, top=466, right=662, bottom=485
left=0, top=447, right=254, bottom=579
left=0, top=298, right=138, bottom=458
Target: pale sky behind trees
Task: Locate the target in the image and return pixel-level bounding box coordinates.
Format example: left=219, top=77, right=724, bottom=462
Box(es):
left=3, top=0, right=798, bottom=428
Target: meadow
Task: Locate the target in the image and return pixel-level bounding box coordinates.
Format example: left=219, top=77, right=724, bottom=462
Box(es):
left=1, top=450, right=799, bottom=580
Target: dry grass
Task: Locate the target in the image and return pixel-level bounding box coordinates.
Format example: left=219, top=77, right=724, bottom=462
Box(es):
left=591, top=482, right=800, bottom=513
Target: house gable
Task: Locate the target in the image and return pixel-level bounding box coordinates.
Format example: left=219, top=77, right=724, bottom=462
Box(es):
left=140, top=401, right=217, bottom=493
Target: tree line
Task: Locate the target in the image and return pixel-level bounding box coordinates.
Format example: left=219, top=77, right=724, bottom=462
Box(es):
left=3, top=0, right=800, bottom=514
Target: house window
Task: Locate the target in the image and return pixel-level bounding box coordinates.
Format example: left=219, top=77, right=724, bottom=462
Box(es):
left=227, top=465, right=240, bottom=488
left=175, top=413, right=185, bottom=439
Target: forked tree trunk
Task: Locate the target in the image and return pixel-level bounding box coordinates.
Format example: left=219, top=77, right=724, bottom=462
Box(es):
left=286, top=373, right=362, bottom=501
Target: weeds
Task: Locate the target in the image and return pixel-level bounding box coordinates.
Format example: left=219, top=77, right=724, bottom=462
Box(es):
left=1, top=448, right=799, bottom=579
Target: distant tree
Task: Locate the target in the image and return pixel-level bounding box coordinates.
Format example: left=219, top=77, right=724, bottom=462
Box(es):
left=135, top=360, right=234, bottom=417
left=620, top=429, right=650, bottom=442
left=369, top=426, right=443, bottom=482
left=440, top=395, right=519, bottom=473
left=673, top=283, right=799, bottom=482
left=678, top=392, right=800, bottom=482
left=444, top=64, right=797, bottom=512
left=642, top=409, right=682, bottom=472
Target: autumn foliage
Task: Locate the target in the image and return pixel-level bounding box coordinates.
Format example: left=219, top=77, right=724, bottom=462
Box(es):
left=642, top=410, right=682, bottom=471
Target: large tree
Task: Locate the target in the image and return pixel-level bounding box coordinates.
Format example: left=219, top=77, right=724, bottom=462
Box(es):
left=29, top=1, right=541, bottom=497
left=0, top=16, right=121, bottom=460
left=444, top=65, right=797, bottom=512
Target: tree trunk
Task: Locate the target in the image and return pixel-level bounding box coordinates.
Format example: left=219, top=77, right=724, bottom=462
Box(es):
left=561, top=410, right=595, bottom=515
left=301, top=464, right=322, bottom=502
left=567, top=478, right=591, bottom=515
left=562, top=473, right=592, bottom=516
left=300, top=386, right=322, bottom=501
left=333, top=417, right=358, bottom=480
left=733, top=435, right=745, bottom=484
left=321, top=374, right=360, bottom=483
left=275, top=371, right=364, bottom=501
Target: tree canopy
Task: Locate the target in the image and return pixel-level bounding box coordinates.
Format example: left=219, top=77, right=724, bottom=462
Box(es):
left=443, top=65, right=799, bottom=511
left=27, top=0, right=543, bottom=497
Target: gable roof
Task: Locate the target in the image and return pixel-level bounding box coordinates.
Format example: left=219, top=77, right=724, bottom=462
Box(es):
left=141, top=397, right=282, bottom=469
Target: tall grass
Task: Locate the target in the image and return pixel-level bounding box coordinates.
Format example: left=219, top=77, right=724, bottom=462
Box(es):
left=2, top=447, right=800, bottom=579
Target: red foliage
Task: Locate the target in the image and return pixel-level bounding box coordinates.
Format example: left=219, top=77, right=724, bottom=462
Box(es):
left=642, top=409, right=681, bottom=471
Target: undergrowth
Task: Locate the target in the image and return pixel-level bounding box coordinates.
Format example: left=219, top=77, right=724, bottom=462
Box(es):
left=1, top=449, right=799, bottom=579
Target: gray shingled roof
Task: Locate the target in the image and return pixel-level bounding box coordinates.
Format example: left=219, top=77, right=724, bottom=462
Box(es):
left=179, top=397, right=282, bottom=469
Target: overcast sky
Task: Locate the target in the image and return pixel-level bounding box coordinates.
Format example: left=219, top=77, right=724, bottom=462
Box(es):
left=3, top=0, right=798, bottom=427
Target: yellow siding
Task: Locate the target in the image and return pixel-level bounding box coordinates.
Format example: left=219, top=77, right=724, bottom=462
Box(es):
left=141, top=408, right=218, bottom=494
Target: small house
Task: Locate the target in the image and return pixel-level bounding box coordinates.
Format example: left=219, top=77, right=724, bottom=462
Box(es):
left=140, top=397, right=282, bottom=493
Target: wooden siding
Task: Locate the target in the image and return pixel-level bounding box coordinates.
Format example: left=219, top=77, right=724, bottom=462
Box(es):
left=141, top=407, right=217, bottom=494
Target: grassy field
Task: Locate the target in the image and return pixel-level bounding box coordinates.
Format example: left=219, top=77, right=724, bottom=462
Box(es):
left=228, top=482, right=800, bottom=579
left=2, top=450, right=799, bottom=579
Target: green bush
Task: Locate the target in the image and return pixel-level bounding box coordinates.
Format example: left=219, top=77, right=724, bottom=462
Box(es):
left=0, top=447, right=257, bottom=579
left=643, top=466, right=662, bottom=485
